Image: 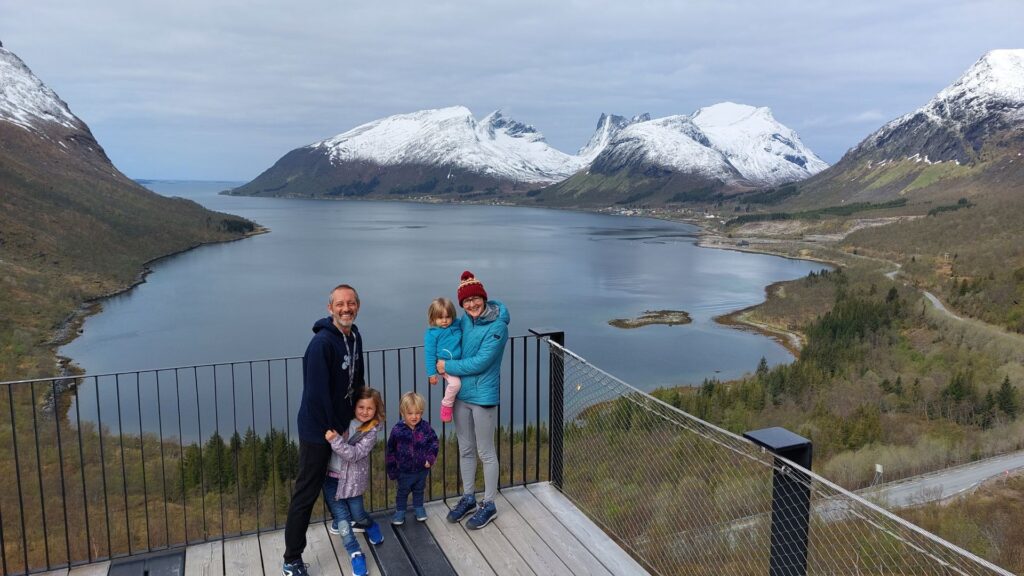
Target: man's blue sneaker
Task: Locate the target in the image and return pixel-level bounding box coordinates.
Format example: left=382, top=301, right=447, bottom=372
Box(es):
left=366, top=522, right=384, bottom=545
left=414, top=506, right=428, bottom=522
left=282, top=560, right=309, bottom=576
left=466, top=500, right=497, bottom=530
left=351, top=552, right=368, bottom=576
left=391, top=510, right=406, bottom=526
left=446, top=494, right=477, bottom=523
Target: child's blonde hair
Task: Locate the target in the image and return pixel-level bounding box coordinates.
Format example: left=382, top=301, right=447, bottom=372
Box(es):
left=352, top=387, right=384, bottom=432
left=399, top=391, right=426, bottom=416
left=427, top=297, right=457, bottom=326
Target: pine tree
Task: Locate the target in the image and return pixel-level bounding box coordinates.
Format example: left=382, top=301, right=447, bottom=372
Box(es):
left=996, top=376, right=1018, bottom=419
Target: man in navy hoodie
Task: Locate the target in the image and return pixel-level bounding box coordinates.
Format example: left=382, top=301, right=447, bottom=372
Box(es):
left=283, top=284, right=365, bottom=576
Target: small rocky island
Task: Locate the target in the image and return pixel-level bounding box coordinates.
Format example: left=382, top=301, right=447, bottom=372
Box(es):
left=609, top=310, right=692, bottom=329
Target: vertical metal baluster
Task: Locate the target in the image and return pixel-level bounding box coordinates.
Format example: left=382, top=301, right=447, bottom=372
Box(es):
left=249, top=362, right=259, bottom=531
left=382, top=351, right=388, bottom=506
left=365, top=353, right=374, bottom=510
left=51, top=381, right=71, bottom=566
left=156, top=372, right=170, bottom=547
left=535, top=337, right=541, bottom=482
left=509, top=339, right=514, bottom=487
left=29, top=385, right=47, bottom=565
left=231, top=364, right=240, bottom=534
left=194, top=367, right=207, bottom=540
left=522, top=337, right=527, bottom=484
left=214, top=366, right=224, bottom=539
left=74, top=377, right=92, bottom=562
left=0, top=481, right=8, bottom=575
left=174, top=369, right=188, bottom=542
left=115, top=375, right=131, bottom=556
left=136, top=373, right=151, bottom=552
left=284, top=358, right=291, bottom=443
left=30, top=382, right=52, bottom=567
left=9, top=385, right=29, bottom=573
left=94, top=377, right=111, bottom=557
left=267, top=361, right=276, bottom=530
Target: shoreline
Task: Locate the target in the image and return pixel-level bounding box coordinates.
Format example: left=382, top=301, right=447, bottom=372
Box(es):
left=50, top=226, right=268, bottom=378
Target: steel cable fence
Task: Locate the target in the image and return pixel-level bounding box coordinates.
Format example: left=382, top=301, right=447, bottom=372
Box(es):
left=550, top=341, right=1012, bottom=576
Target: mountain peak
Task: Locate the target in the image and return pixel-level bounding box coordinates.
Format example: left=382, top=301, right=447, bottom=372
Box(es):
left=578, top=112, right=650, bottom=162
left=481, top=109, right=540, bottom=138
left=0, top=45, right=81, bottom=132
left=937, top=49, right=1024, bottom=105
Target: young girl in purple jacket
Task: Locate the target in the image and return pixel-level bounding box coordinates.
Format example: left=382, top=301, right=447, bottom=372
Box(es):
left=324, top=387, right=384, bottom=576
left=386, top=392, right=439, bottom=525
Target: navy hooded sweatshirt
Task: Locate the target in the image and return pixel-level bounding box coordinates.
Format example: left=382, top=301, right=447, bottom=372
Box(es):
left=298, top=317, right=365, bottom=444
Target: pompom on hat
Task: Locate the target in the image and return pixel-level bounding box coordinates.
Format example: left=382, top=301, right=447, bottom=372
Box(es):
left=457, top=270, right=488, bottom=306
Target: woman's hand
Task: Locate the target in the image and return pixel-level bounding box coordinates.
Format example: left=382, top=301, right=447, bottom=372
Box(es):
left=424, top=461, right=432, bottom=469
left=429, top=375, right=438, bottom=385
left=436, top=359, right=446, bottom=374
left=325, top=429, right=338, bottom=442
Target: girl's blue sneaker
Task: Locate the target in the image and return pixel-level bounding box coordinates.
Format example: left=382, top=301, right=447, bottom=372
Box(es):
left=391, top=510, right=406, bottom=525
left=414, top=506, right=428, bottom=522
left=366, top=522, right=384, bottom=545
left=350, top=552, right=368, bottom=576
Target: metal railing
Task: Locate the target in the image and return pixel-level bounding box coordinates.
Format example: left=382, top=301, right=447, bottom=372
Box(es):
left=0, top=332, right=559, bottom=575
left=548, top=340, right=1013, bottom=576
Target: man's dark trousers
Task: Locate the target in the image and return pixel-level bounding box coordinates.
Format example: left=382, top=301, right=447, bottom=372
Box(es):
left=283, top=441, right=333, bottom=562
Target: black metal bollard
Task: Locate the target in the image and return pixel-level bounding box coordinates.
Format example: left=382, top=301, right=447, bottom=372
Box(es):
left=530, top=328, right=564, bottom=489
left=743, top=427, right=813, bottom=576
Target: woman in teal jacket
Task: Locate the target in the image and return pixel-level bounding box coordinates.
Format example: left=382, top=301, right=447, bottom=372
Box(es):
left=435, top=271, right=509, bottom=530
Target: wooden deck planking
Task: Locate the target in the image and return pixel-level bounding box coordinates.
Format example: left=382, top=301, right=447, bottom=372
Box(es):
left=68, top=563, right=110, bottom=576
left=527, top=483, right=649, bottom=575
left=423, top=502, right=495, bottom=576
left=222, top=534, right=262, bottom=576
left=38, top=570, right=70, bottom=576
left=453, top=497, right=534, bottom=576
left=185, top=540, right=224, bottom=576
left=500, top=486, right=612, bottom=576
left=301, top=524, right=342, bottom=576
left=489, top=492, right=571, bottom=576
left=258, top=529, right=285, bottom=576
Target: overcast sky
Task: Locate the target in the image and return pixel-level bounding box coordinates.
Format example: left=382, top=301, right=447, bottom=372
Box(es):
left=2, top=1, right=1022, bottom=181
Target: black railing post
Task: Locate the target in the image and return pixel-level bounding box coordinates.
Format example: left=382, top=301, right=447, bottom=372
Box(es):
left=529, top=329, right=564, bottom=490
left=743, top=427, right=812, bottom=576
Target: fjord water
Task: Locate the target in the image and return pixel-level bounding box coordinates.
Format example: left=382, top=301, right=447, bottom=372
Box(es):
left=62, top=181, right=825, bottom=435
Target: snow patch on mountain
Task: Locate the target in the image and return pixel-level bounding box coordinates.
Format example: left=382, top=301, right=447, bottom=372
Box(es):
left=692, top=102, right=829, bottom=184
left=595, top=103, right=826, bottom=186
left=0, top=45, right=80, bottom=132
left=578, top=113, right=650, bottom=163
left=863, top=49, right=1024, bottom=153
left=315, top=106, right=584, bottom=183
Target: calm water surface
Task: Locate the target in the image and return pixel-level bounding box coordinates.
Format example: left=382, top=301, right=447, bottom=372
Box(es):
left=64, top=180, right=826, bottom=388
left=60, top=181, right=826, bottom=436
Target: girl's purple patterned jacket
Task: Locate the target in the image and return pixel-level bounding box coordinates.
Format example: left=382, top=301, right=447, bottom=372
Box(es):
left=327, top=422, right=380, bottom=500
left=385, top=420, right=439, bottom=480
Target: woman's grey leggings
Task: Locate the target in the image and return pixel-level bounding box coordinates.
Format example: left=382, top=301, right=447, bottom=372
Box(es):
left=454, top=400, right=498, bottom=503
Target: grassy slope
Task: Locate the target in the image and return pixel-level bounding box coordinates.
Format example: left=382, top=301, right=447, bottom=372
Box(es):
left=0, top=124, right=254, bottom=380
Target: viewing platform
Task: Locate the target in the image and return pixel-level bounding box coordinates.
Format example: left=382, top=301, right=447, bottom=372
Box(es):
left=1, top=332, right=1013, bottom=575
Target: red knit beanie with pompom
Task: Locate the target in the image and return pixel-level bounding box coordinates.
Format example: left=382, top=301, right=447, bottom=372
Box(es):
left=457, top=270, right=488, bottom=306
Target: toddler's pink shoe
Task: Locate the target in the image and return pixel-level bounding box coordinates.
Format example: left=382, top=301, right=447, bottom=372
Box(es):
left=440, top=405, right=454, bottom=423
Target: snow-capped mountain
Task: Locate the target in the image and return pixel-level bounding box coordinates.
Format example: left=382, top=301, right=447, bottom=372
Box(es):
left=232, top=106, right=600, bottom=198
left=315, top=106, right=583, bottom=184
left=854, top=49, right=1024, bottom=164
left=0, top=43, right=83, bottom=133
left=577, top=113, right=650, bottom=163
left=588, top=103, right=826, bottom=187
left=790, top=49, right=1024, bottom=209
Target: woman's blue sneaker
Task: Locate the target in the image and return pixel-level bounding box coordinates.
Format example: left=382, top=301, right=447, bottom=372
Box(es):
left=446, top=494, right=477, bottom=523
left=391, top=510, right=406, bottom=526
left=466, top=500, right=497, bottom=530
left=282, top=560, right=309, bottom=576
left=366, top=522, right=384, bottom=545
left=350, top=552, right=368, bottom=576
left=415, top=506, right=428, bottom=522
